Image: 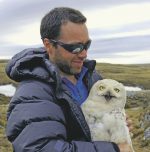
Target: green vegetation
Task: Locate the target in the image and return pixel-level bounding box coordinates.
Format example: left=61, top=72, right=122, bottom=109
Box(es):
left=96, top=63, right=150, bottom=89
left=0, top=60, right=15, bottom=85
left=126, top=107, right=150, bottom=152
left=0, top=60, right=150, bottom=152
left=0, top=96, right=13, bottom=152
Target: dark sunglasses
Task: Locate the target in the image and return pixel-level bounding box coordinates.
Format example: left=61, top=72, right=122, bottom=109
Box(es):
left=48, top=39, right=91, bottom=54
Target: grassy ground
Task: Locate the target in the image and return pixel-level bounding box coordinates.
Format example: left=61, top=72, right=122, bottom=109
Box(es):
left=126, top=107, right=150, bottom=152
left=0, top=60, right=150, bottom=151
left=0, top=60, right=15, bottom=85
left=96, top=63, right=150, bottom=89
left=0, top=99, right=13, bottom=152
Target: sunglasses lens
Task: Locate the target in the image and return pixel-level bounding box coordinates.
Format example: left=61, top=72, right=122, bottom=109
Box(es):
left=49, top=39, right=91, bottom=54
left=85, top=40, right=91, bottom=50
left=72, top=44, right=84, bottom=53
left=72, top=47, right=82, bottom=53
left=71, top=40, right=91, bottom=53
left=62, top=44, right=83, bottom=53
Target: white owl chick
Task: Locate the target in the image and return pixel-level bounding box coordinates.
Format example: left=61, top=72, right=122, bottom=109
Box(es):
left=82, top=79, right=134, bottom=152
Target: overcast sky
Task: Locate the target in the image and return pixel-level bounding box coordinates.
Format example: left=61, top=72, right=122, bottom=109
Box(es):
left=0, top=0, right=150, bottom=64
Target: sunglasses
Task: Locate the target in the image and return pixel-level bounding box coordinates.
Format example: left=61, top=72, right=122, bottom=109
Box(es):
left=49, top=39, right=91, bottom=54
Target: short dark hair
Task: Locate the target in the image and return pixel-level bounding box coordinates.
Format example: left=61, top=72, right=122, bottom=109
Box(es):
left=40, top=7, right=87, bottom=40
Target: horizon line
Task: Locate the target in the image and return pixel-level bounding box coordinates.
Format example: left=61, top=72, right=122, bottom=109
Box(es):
left=0, top=57, right=149, bottom=65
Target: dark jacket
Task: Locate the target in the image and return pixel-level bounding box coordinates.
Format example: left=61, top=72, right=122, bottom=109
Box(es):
left=5, top=47, right=119, bottom=152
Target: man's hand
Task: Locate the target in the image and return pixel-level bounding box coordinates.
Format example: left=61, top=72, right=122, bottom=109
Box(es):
left=126, top=115, right=133, bottom=132
left=117, top=142, right=133, bottom=152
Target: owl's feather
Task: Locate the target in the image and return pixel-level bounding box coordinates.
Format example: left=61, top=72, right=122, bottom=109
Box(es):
left=82, top=79, right=134, bottom=152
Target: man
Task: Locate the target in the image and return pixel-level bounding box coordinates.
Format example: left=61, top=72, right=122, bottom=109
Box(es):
left=6, top=7, right=132, bottom=152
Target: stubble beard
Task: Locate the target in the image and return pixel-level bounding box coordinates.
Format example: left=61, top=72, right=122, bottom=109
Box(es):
left=55, top=60, right=81, bottom=75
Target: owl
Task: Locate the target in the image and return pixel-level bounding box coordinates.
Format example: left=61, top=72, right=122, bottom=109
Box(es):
left=82, top=79, right=134, bottom=152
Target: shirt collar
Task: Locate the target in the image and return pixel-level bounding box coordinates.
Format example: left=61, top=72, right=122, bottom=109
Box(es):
left=75, top=66, right=88, bottom=80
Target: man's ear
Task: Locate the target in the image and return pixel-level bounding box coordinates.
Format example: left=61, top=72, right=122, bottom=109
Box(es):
left=43, top=38, right=54, bottom=54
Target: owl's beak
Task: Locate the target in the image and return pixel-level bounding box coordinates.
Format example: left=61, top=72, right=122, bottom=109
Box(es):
left=104, top=91, right=113, bottom=101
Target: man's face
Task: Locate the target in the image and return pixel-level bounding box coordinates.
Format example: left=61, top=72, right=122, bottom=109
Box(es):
left=45, top=21, right=90, bottom=75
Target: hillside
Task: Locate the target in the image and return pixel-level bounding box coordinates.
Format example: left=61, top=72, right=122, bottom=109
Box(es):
left=96, top=63, right=150, bottom=89
left=0, top=61, right=150, bottom=152
left=0, top=60, right=15, bottom=85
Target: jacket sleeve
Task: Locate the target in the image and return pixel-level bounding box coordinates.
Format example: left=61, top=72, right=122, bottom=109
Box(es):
left=6, top=81, right=119, bottom=152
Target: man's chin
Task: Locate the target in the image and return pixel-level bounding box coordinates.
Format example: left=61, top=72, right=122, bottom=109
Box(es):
left=71, top=68, right=82, bottom=74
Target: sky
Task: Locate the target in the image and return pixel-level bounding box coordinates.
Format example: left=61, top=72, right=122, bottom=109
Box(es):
left=0, top=0, right=150, bottom=64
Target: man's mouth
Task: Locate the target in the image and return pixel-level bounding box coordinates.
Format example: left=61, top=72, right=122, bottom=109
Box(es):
left=72, top=60, right=84, bottom=66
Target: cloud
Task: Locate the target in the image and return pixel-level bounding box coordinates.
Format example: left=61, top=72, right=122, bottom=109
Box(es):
left=94, top=54, right=150, bottom=64
left=88, top=48, right=150, bottom=64
left=87, top=34, right=150, bottom=64
left=84, top=2, right=150, bottom=29
left=4, top=22, right=42, bottom=45
left=90, top=35, right=150, bottom=53
left=0, top=0, right=150, bottom=64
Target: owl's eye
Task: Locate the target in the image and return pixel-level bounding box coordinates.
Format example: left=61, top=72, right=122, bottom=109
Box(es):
left=99, top=85, right=105, bottom=90
left=114, top=88, right=120, bottom=93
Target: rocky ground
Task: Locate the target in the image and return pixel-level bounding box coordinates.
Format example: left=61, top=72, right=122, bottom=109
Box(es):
left=126, top=90, right=150, bottom=152
left=0, top=90, right=150, bottom=152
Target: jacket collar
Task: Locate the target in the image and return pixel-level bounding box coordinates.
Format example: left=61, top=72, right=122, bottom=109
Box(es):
left=6, top=47, right=96, bottom=84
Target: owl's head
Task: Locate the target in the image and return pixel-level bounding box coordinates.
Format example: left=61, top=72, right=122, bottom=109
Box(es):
left=88, top=79, right=126, bottom=110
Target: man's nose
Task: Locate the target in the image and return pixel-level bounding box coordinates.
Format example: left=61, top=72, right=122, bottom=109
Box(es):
left=77, top=49, right=87, bottom=58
